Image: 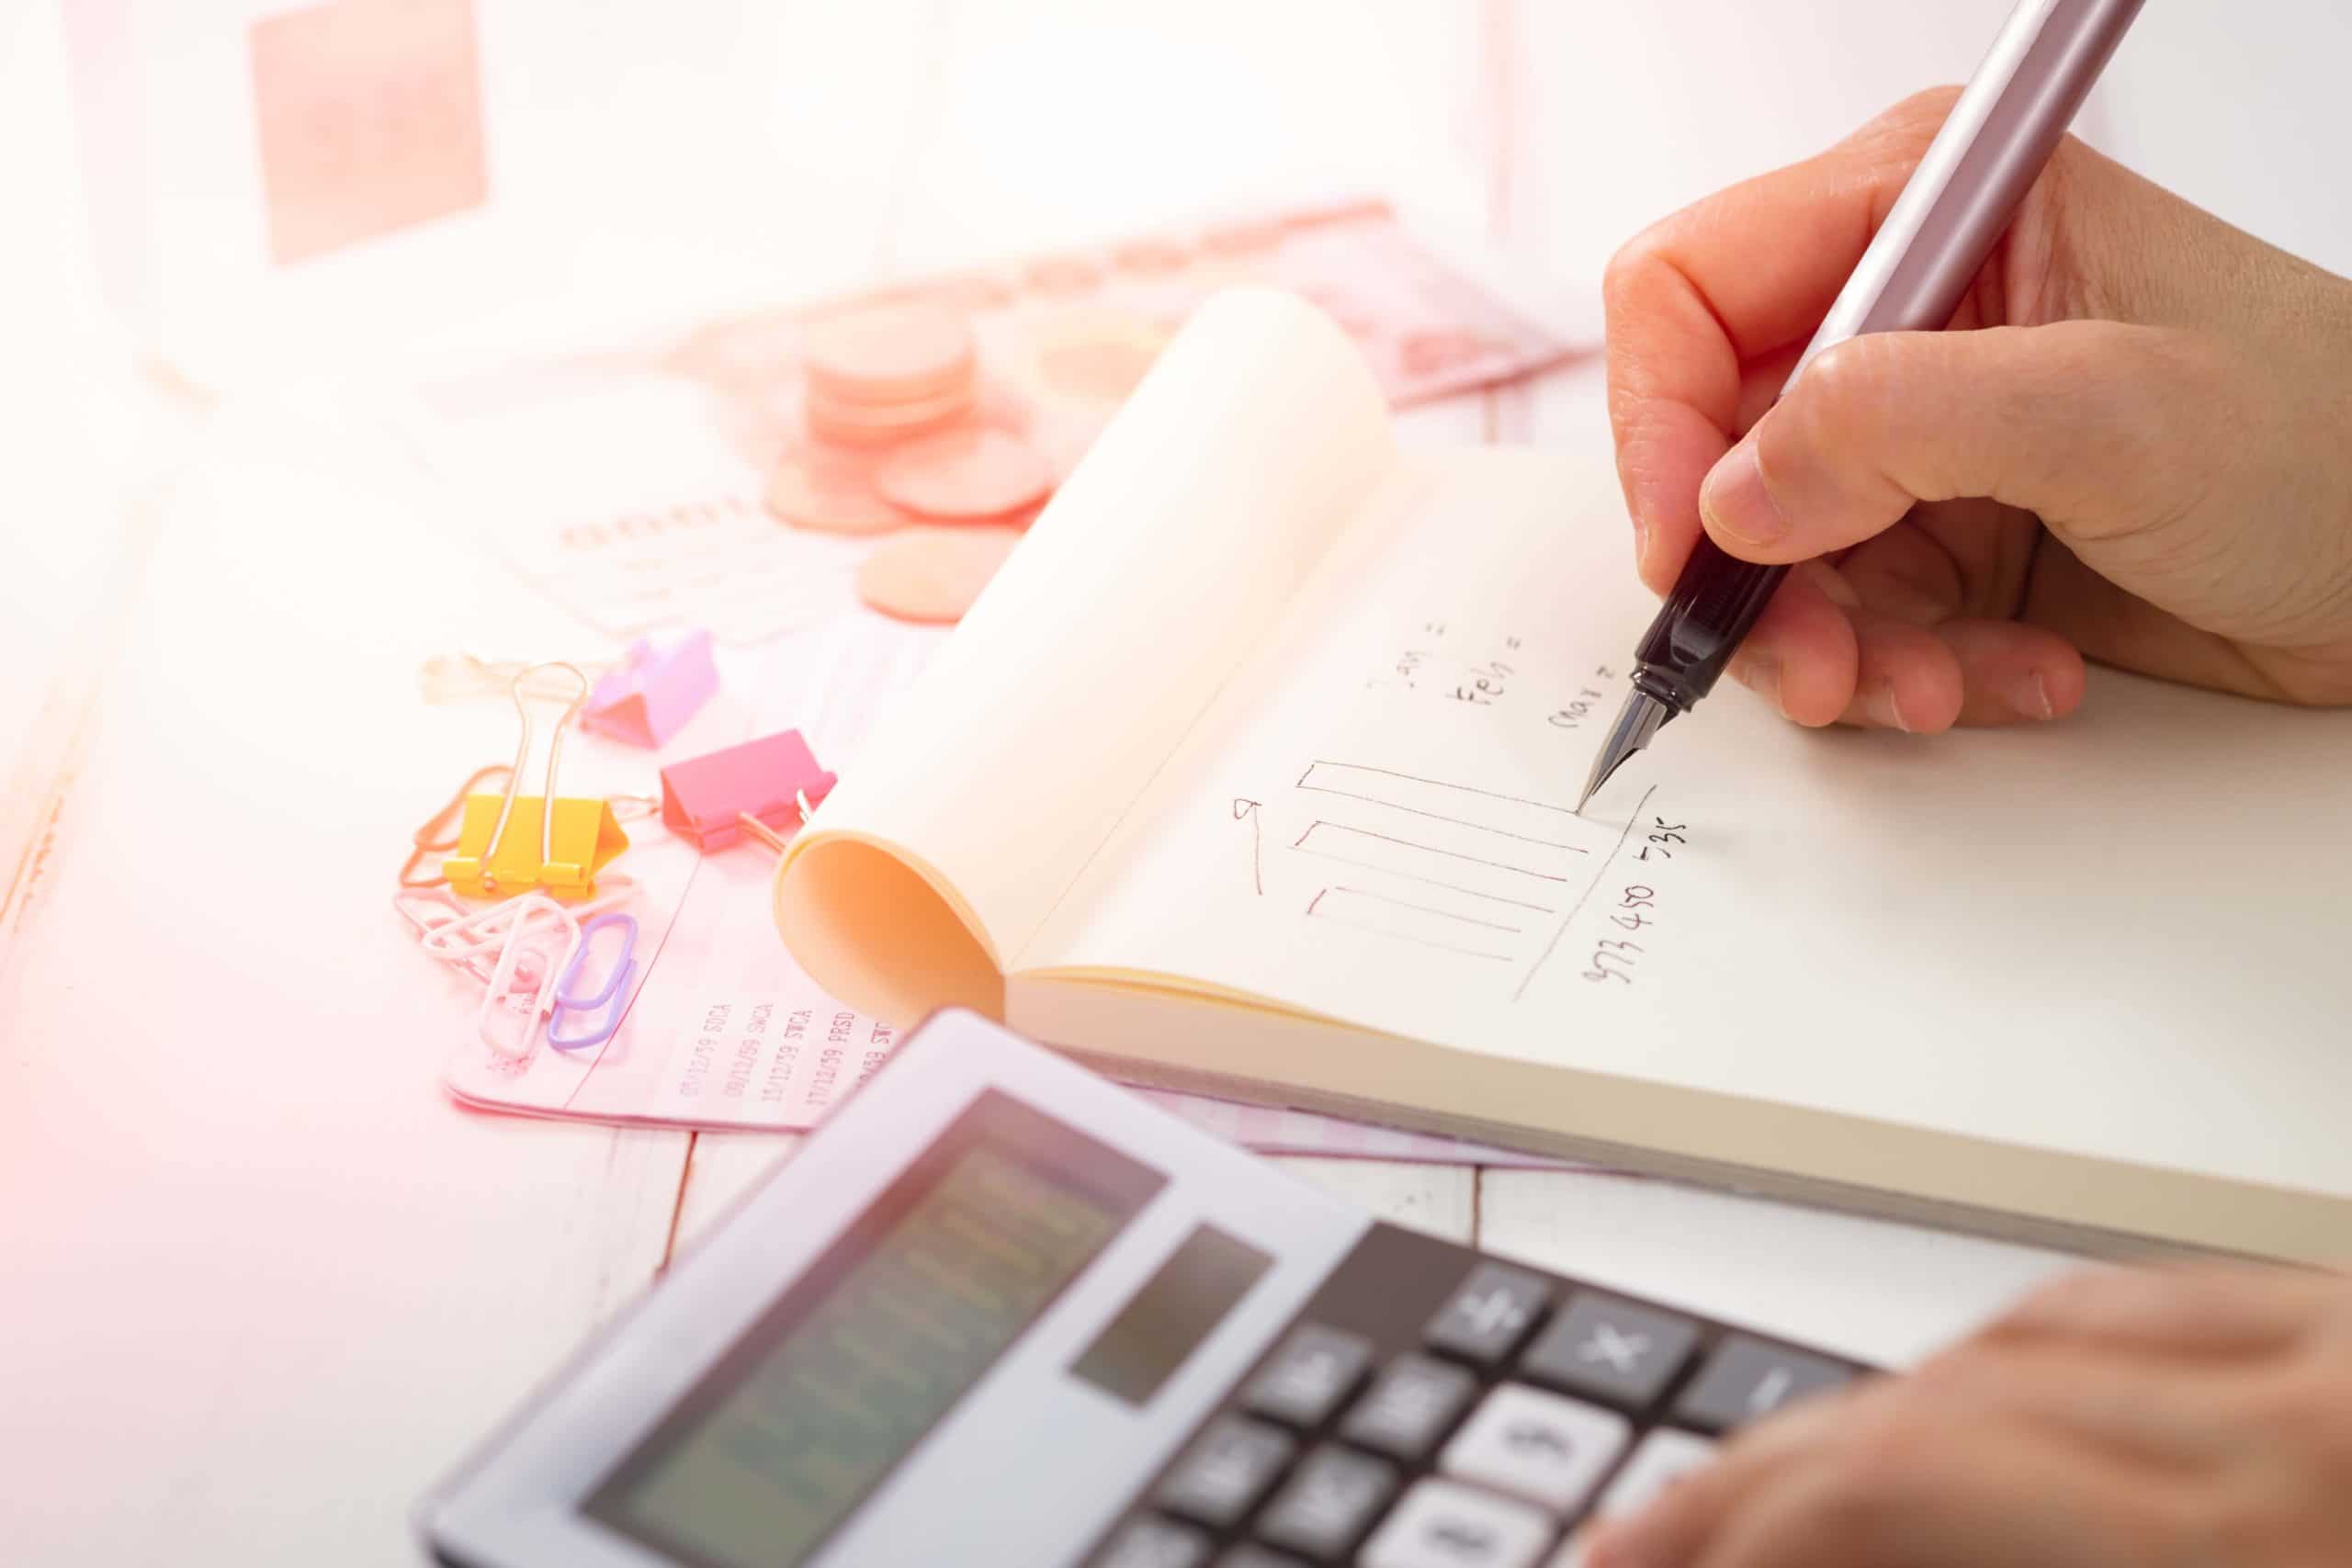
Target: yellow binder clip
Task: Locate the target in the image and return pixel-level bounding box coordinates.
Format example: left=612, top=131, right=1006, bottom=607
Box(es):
left=442, top=663, right=629, bottom=901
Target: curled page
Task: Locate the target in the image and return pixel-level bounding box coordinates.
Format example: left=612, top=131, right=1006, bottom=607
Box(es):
left=775, top=289, right=1395, bottom=1021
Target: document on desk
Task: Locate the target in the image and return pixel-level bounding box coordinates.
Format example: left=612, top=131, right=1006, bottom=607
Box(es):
left=438, top=615, right=1568, bottom=1167
left=773, top=288, right=2352, bottom=1263
left=394, top=200, right=1579, bottom=645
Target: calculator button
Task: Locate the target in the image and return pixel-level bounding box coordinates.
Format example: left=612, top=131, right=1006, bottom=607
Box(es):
left=1091, top=1515, right=1214, bottom=1568
left=1424, top=1263, right=1553, bottom=1367
left=1157, top=1416, right=1297, bottom=1529
left=1589, top=1428, right=1717, bottom=1520
left=1518, top=1293, right=1701, bottom=1409
left=1672, top=1337, right=1854, bottom=1432
left=1252, top=1443, right=1398, bottom=1561
left=1544, top=1429, right=1724, bottom=1568
left=1439, top=1383, right=1630, bottom=1515
left=1243, top=1324, right=1375, bottom=1427
left=1339, top=1352, right=1480, bottom=1461
left=1361, top=1478, right=1557, bottom=1568
left=1213, top=1547, right=1305, bottom=1568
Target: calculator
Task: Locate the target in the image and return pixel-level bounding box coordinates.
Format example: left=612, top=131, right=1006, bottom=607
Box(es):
left=421, top=1010, right=1874, bottom=1568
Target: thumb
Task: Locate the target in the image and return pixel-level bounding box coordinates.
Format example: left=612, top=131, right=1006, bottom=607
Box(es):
left=1696, top=321, right=2211, bottom=566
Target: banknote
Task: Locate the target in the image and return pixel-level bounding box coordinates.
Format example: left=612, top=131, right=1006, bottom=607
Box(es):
left=399, top=198, right=1587, bottom=645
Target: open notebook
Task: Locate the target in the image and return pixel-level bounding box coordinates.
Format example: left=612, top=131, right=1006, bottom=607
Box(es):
left=774, top=288, right=2352, bottom=1264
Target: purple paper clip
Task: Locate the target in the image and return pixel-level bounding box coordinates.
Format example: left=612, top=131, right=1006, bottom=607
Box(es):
left=547, top=913, right=639, bottom=1051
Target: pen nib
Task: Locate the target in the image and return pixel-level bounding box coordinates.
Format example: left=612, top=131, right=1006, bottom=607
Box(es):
left=1577, top=690, right=1673, bottom=814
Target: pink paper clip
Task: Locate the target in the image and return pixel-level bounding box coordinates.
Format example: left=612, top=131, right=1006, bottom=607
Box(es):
left=658, top=729, right=837, bottom=852
left=581, top=629, right=718, bottom=749
left=477, top=896, right=581, bottom=1059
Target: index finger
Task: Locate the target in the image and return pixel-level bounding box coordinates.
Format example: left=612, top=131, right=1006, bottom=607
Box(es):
left=1605, top=87, right=1961, bottom=593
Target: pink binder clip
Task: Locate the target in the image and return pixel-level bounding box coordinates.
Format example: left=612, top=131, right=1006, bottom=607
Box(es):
left=581, top=629, right=718, bottom=749
left=659, top=729, right=837, bottom=852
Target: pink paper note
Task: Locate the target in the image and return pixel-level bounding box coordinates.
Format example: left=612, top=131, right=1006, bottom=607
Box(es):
left=248, top=0, right=490, bottom=265
left=583, top=629, right=720, bottom=749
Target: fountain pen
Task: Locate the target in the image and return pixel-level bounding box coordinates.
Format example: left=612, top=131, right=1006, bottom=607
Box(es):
left=1577, top=0, right=2145, bottom=812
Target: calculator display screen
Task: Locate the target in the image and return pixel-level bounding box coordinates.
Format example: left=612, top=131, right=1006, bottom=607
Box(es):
left=583, top=1091, right=1164, bottom=1568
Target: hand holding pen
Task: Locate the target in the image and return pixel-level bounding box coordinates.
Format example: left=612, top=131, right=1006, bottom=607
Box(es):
left=1583, top=0, right=2352, bottom=807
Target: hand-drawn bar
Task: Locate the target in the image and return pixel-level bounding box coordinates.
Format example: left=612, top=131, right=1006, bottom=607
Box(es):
left=1295, top=761, right=1589, bottom=850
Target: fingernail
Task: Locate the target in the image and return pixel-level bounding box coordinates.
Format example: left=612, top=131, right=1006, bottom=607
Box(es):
left=1700, top=438, right=1789, bottom=547
left=2007, top=671, right=2055, bottom=721
left=1864, top=680, right=1914, bottom=732
left=1632, top=510, right=1652, bottom=574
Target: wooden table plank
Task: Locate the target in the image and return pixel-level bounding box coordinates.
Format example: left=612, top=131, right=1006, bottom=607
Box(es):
left=0, top=416, right=694, bottom=1566
left=1272, top=1158, right=1477, bottom=1243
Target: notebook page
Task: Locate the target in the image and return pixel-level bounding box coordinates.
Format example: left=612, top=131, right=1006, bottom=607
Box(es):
left=775, top=290, right=1395, bottom=1021
left=1023, top=445, right=2352, bottom=1201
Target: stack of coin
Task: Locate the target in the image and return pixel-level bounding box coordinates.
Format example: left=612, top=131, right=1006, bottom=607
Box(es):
left=763, top=301, right=1063, bottom=624
left=798, top=306, right=979, bottom=447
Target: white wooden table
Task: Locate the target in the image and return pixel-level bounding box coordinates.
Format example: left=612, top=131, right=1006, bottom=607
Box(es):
left=6, top=5, right=2347, bottom=1562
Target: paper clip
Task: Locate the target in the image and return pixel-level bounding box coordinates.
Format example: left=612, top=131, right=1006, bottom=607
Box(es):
left=548, top=913, right=639, bottom=1051
left=442, top=663, right=630, bottom=901
left=477, top=896, right=582, bottom=1059
left=658, top=729, right=838, bottom=852
left=400, top=764, right=514, bottom=888
left=416, top=875, right=638, bottom=964
left=582, top=630, right=719, bottom=749
left=395, top=886, right=533, bottom=990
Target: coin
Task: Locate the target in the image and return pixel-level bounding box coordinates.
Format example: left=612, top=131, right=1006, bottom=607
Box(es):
left=856, top=525, right=1023, bottom=623
left=800, top=306, right=976, bottom=404
left=874, top=428, right=1054, bottom=519
left=763, top=446, right=911, bottom=535
left=804, top=383, right=978, bottom=447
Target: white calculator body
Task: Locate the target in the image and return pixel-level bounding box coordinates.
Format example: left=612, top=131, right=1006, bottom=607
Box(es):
left=421, top=1010, right=1869, bottom=1568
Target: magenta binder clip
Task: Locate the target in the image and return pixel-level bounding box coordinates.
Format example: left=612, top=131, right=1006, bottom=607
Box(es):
left=659, top=729, right=838, bottom=852
left=581, top=630, right=718, bottom=749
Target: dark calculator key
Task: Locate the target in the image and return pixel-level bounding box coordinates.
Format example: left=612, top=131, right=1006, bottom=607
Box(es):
left=1213, top=1547, right=1306, bottom=1568
left=1253, top=1444, right=1399, bottom=1562
left=1092, top=1515, right=1215, bottom=1568
left=1673, top=1337, right=1856, bottom=1433
left=1338, top=1353, right=1480, bottom=1461
left=1243, top=1324, right=1375, bottom=1427
left=1157, top=1416, right=1297, bottom=1530
left=1359, top=1478, right=1555, bottom=1568
left=1424, top=1263, right=1553, bottom=1367
left=1518, top=1292, right=1702, bottom=1410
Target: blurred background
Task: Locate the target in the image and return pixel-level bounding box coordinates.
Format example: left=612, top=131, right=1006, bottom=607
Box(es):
left=6, top=0, right=2351, bottom=858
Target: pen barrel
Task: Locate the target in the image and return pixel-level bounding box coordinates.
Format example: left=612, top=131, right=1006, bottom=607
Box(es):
left=1793, top=0, right=2146, bottom=373
left=1634, top=543, right=1787, bottom=711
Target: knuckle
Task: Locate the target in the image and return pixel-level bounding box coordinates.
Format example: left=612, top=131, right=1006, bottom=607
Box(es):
left=1793, top=336, right=1886, bottom=418
left=1601, top=226, right=1676, bottom=315
left=1782, top=339, right=1893, bottom=468
left=1854, top=86, right=1966, bottom=159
